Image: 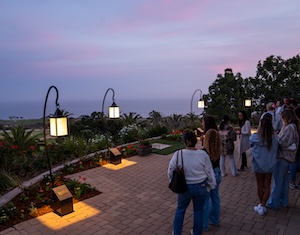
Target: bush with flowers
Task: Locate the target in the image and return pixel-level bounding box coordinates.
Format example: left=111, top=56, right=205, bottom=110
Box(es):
left=118, top=124, right=147, bottom=143
left=167, top=129, right=184, bottom=142
left=117, top=144, right=137, bottom=158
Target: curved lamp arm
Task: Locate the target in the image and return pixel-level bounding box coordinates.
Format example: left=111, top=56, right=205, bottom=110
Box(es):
left=101, top=88, right=120, bottom=118
left=190, top=89, right=203, bottom=114
left=101, top=88, right=115, bottom=115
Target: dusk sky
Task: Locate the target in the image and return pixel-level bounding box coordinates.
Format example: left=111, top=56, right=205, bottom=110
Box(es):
left=1, top=1, right=300, bottom=105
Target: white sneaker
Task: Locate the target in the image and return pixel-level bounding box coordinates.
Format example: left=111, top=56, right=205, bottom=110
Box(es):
left=190, top=229, right=194, bottom=235
left=254, top=204, right=267, bottom=215
left=254, top=204, right=261, bottom=213
left=257, top=206, right=267, bottom=216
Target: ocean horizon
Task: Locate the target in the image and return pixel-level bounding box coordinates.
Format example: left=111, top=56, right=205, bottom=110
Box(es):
left=0, top=99, right=204, bottom=120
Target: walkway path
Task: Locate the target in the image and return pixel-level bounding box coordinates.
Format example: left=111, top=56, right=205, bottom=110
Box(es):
left=1, top=143, right=300, bottom=234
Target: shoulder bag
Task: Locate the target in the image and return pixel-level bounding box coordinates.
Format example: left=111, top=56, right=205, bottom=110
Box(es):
left=168, top=150, right=188, bottom=193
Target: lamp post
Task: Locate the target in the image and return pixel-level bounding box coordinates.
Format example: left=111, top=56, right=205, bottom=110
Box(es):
left=191, top=89, right=205, bottom=114
left=43, top=86, right=68, bottom=184
left=101, top=88, right=121, bottom=164
left=101, top=88, right=120, bottom=118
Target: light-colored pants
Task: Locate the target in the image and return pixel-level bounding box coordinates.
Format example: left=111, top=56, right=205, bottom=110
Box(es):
left=267, top=159, right=290, bottom=209
left=220, top=154, right=238, bottom=176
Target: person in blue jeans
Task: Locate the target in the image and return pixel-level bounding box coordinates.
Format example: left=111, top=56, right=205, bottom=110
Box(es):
left=289, top=106, right=300, bottom=189
left=267, top=109, right=299, bottom=209
left=168, top=131, right=216, bottom=235
left=202, top=129, right=222, bottom=231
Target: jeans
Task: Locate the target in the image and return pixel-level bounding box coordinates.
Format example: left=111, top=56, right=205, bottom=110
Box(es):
left=173, top=182, right=207, bottom=235
left=267, top=159, right=290, bottom=209
left=203, top=168, right=221, bottom=230
left=220, top=154, right=238, bottom=176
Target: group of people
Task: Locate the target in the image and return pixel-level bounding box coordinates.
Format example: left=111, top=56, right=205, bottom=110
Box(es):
left=167, top=97, right=300, bottom=235
left=252, top=98, right=300, bottom=215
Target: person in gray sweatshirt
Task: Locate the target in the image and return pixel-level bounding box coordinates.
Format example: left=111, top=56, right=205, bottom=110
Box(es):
left=267, top=109, right=299, bottom=210
left=168, top=131, right=216, bottom=235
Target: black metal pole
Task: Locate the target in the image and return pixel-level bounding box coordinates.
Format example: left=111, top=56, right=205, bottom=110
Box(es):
left=43, top=85, right=59, bottom=185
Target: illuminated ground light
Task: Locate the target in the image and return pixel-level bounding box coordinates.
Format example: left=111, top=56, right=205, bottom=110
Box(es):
left=102, top=158, right=137, bottom=170
left=36, top=201, right=100, bottom=230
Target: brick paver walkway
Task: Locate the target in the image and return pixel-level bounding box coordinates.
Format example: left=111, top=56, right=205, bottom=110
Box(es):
left=1, top=141, right=300, bottom=235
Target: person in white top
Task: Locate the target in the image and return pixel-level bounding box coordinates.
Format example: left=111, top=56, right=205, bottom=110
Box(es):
left=261, top=102, right=282, bottom=134
left=168, top=131, right=216, bottom=235
left=238, top=111, right=251, bottom=171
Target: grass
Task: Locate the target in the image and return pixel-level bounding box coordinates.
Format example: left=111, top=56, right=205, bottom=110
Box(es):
left=150, top=139, right=185, bottom=155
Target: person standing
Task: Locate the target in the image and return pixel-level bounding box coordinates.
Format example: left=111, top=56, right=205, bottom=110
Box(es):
left=275, top=100, right=282, bottom=115
left=261, top=102, right=282, bottom=134
left=238, top=111, right=251, bottom=171
left=202, top=129, right=222, bottom=231
left=289, top=106, right=300, bottom=189
left=219, top=114, right=238, bottom=177
left=267, top=109, right=299, bottom=209
left=168, top=131, right=216, bottom=235
left=250, top=113, right=278, bottom=216
left=199, top=115, right=218, bottom=145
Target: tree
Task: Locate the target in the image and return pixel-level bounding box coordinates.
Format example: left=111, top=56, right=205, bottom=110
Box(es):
left=121, top=112, right=142, bottom=125
left=247, top=54, right=300, bottom=111
left=148, top=110, right=162, bottom=125
left=205, top=68, right=245, bottom=122
left=165, top=114, right=184, bottom=130
left=286, top=54, right=300, bottom=99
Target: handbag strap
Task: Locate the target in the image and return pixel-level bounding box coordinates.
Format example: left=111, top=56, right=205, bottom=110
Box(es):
left=176, top=150, right=184, bottom=169
left=180, top=150, right=184, bottom=170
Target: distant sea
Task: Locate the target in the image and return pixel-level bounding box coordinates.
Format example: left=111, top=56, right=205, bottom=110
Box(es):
left=0, top=99, right=204, bottom=120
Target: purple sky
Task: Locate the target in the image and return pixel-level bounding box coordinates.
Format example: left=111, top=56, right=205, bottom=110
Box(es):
left=1, top=0, right=300, bottom=104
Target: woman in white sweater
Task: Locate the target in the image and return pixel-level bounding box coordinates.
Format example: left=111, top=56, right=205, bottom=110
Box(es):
left=168, top=131, right=216, bottom=235
left=238, top=111, right=251, bottom=171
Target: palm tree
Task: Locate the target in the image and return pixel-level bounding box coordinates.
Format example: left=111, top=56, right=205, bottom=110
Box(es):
left=1, top=125, right=42, bottom=150
left=121, top=112, right=142, bottom=125
left=148, top=110, right=162, bottom=125
left=165, top=114, right=183, bottom=130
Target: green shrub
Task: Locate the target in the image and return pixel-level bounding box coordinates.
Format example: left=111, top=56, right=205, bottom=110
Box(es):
left=146, top=124, right=169, bottom=137
left=0, top=202, right=17, bottom=224
left=0, top=171, right=17, bottom=194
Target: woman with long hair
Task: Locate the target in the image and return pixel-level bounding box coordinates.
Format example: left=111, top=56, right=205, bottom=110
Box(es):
left=238, top=111, right=251, bottom=171
left=168, top=131, right=216, bottom=235
left=202, top=129, right=222, bottom=231
left=289, top=106, right=300, bottom=189
left=267, top=109, right=300, bottom=209
left=250, top=113, right=278, bottom=215
left=199, top=115, right=218, bottom=146
left=219, top=114, right=238, bottom=177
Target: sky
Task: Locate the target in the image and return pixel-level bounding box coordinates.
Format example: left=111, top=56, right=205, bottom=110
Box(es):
left=1, top=0, right=300, bottom=105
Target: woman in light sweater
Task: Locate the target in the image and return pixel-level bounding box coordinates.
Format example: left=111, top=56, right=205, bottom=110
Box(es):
left=267, top=109, right=299, bottom=209
left=238, top=111, right=251, bottom=171
left=168, top=131, right=216, bottom=235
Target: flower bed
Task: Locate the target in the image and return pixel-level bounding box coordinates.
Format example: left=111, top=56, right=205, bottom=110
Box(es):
left=0, top=171, right=101, bottom=232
